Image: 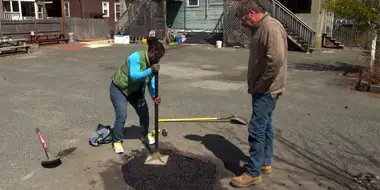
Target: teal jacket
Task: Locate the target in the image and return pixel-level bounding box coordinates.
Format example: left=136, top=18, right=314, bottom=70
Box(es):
left=112, top=50, right=155, bottom=98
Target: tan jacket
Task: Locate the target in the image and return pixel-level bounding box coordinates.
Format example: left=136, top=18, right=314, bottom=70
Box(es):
left=247, top=14, right=288, bottom=97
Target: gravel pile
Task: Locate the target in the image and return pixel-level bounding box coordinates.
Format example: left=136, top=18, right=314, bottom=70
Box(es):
left=121, top=147, right=224, bottom=190
left=351, top=172, right=380, bottom=190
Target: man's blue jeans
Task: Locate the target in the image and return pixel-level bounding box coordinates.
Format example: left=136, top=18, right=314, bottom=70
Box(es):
left=246, top=93, right=278, bottom=176
left=109, top=82, right=149, bottom=143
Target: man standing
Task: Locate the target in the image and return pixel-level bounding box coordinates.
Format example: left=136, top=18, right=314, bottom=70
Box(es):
left=231, top=0, right=288, bottom=188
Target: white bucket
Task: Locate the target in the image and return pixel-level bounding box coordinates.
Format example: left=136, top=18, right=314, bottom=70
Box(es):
left=123, top=35, right=130, bottom=44
left=114, top=35, right=124, bottom=44
left=68, top=32, right=74, bottom=43
left=30, top=31, right=35, bottom=35
left=216, top=40, right=222, bottom=48
left=148, top=30, right=156, bottom=37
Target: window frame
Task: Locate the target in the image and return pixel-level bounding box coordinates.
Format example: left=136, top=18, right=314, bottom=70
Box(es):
left=114, top=2, right=121, bottom=21
left=64, top=1, right=70, bottom=17
left=102, top=1, right=110, bottom=17
left=187, top=0, right=199, bottom=7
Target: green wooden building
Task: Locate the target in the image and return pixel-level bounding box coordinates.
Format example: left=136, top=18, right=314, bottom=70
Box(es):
left=166, top=0, right=223, bottom=32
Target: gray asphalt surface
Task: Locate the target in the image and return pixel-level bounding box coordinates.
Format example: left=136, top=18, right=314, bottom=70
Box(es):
left=0, top=44, right=379, bottom=190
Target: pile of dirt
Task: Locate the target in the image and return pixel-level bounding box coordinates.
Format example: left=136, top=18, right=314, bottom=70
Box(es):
left=351, top=172, right=380, bottom=190
left=121, top=145, right=230, bottom=190
left=362, top=70, right=380, bottom=85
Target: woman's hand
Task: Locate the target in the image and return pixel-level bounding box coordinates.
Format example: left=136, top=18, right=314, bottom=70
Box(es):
left=152, top=64, right=160, bottom=73
left=154, top=96, right=161, bottom=105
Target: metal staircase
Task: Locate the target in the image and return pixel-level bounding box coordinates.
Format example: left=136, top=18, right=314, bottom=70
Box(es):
left=114, top=0, right=153, bottom=36
left=256, top=0, right=316, bottom=52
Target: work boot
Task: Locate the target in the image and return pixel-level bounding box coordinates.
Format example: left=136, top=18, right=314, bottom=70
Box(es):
left=261, top=165, right=272, bottom=175
left=230, top=173, right=262, bottom=188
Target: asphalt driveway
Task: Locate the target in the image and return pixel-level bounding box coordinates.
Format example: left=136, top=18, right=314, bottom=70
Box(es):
left=0, top=44, right=378, bottom=190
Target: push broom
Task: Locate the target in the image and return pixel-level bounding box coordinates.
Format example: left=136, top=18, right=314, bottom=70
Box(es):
left=144, top=71, right=169, bottom=165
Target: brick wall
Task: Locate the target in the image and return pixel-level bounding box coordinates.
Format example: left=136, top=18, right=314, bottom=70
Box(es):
left=66, top=0, right=119, bottom=25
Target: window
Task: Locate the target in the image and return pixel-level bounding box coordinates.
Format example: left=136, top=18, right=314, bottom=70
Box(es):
left=36, top=4, right=43, bottom=18
left=114, top=2, right=121, bottom=21
left=3, top=1, right=11, bottom=12
left=2, top=1, right=20, bottom=12
left=21, top=2, right=35, bottom=17
left=102, top=1, right=110, bottom=17
left=3, top=1, right=22, bottom=19
left=11, top=1, right=19, bottom=12
left=187, top=0, right=199, bottom=7
left=64, top=2, right=70, bottom=17
left=296, top=0, right=311, bottom=13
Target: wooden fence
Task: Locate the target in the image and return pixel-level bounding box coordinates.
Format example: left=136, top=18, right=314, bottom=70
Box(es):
left=332, top=24, right=372, bottom=49
left=1, top=18, right=110, bottom=40
left=1, top=19, right=61, bottom=39
left=66, top=18, right=110, bottom=40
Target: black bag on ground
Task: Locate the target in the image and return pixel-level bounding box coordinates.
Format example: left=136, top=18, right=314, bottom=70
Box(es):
left=89, top=124, right=113, bottom=147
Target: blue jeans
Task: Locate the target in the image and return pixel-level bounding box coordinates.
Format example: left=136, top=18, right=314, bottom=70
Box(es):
left=109, top=82, right=149, bottom=143
left=246, top=93, right=278, bottom=176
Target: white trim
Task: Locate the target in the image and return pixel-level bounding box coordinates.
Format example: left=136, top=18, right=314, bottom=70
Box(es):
left=34, top=3, right=43, bottom=18
left=3, top=0, right=35, bottom=2
left=186, top=0, right=199, bottom=7
left=102, top=1, right=110, bottom=17
left=34, top=2, right=38, bottom=18
left=171, top=29, right=215, bottom=33
left=114, top=2, right=121, bottom=21
left=64, top=1, right=70, bottom=17
left=209, top=3, right=223, bottom=6
left=10, top=1, right=14, bottom=11
left=18, top=0, right=22, bottom=17
left=9, top=1, right=13, bottom=13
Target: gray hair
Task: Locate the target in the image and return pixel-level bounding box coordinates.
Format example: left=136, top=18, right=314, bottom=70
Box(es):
left=235, top=0, right=264, bottom=18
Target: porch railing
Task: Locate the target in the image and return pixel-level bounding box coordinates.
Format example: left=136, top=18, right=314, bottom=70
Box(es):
left=2, top=12, right=60, bottom=21
left=214, top=13, right=224, bottom=33
left=3, top=12, right=21, bottom=20
left=256, top=0, right=316, bottom=48
left=114, top=4, right=130, bottom=34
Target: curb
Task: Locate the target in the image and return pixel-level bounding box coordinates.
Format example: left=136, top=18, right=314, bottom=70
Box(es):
left=370, top=84, right=380, bottom=93
left=356, top=81, right=380, bottom=93
left=80, top=39, right=113, bottom=45
left=29, top=44, right=39, bottom=53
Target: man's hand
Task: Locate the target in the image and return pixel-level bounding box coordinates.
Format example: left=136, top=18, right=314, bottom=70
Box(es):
left=153, top=96, right=161, bottom=105
left=152, top=64, right=160, bottom=73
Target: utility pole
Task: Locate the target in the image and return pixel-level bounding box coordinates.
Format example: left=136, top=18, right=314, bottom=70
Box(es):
left=60, top=0, right=67, bottom=37
left=80, top=0, right=84, bottom=18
